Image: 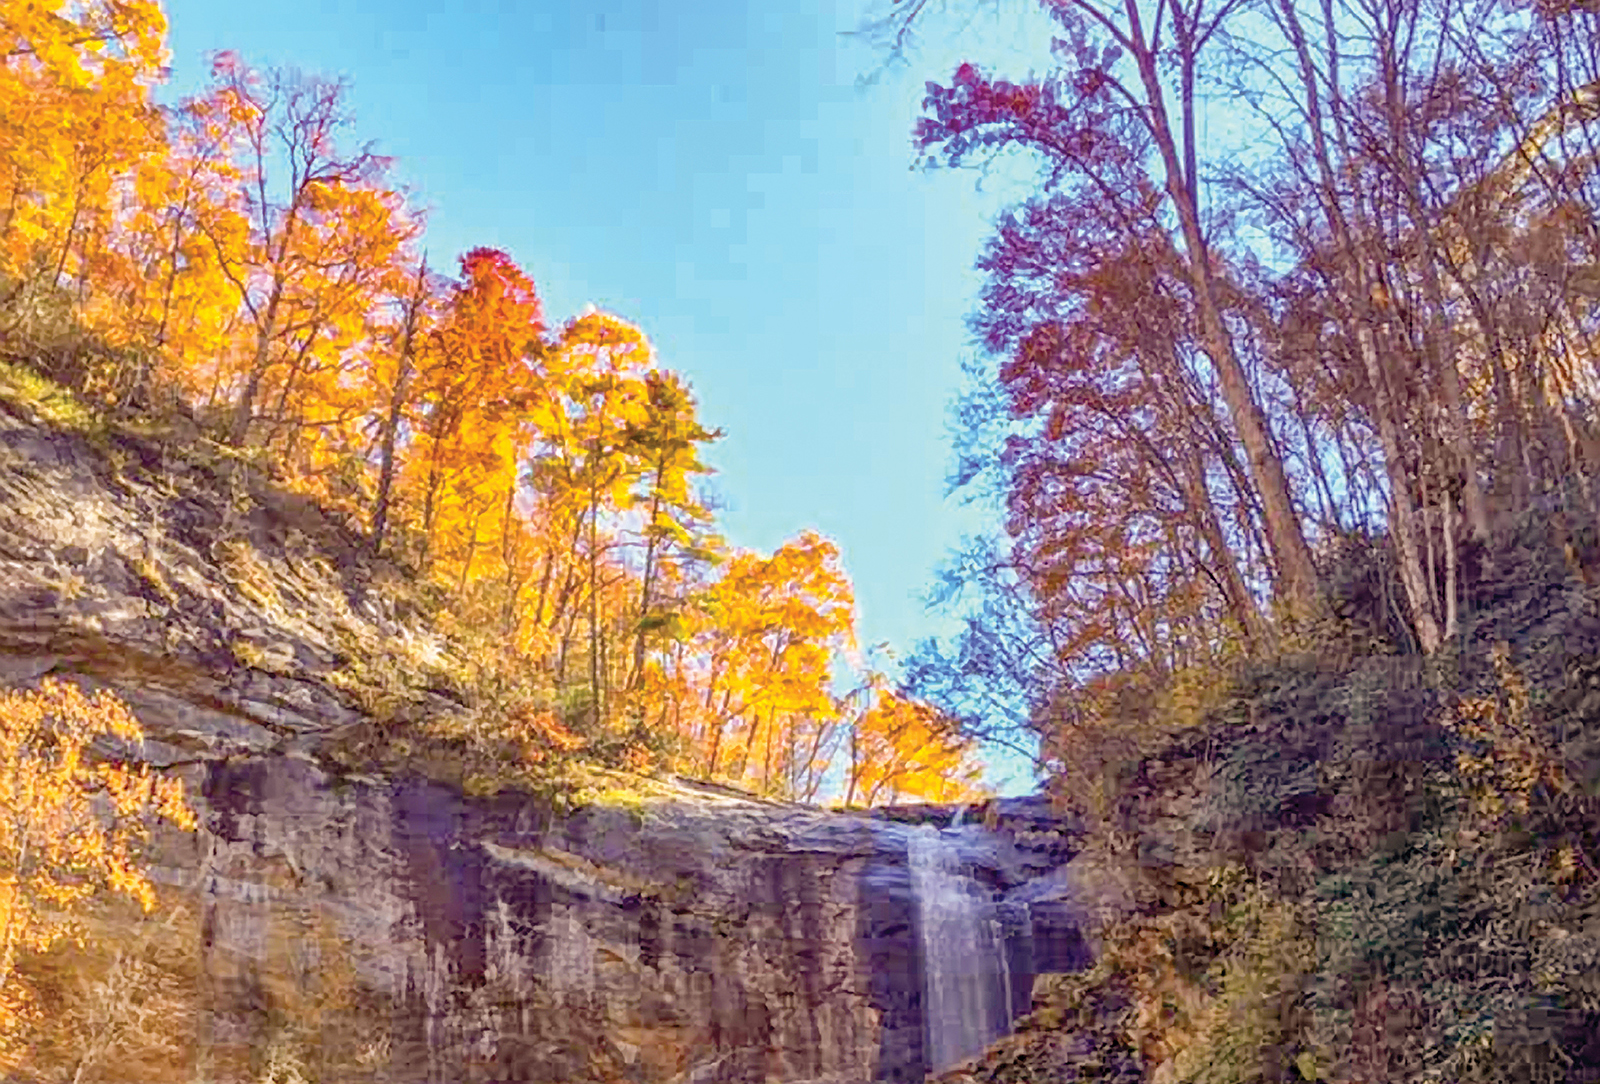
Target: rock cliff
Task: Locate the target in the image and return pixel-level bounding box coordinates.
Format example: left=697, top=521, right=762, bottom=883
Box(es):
left=0, top=398, right=1087, bottom=1082
left=189, top=763, right=1078, bottom=1083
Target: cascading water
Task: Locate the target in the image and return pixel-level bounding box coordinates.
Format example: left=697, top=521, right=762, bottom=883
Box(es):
left=908, top=823, right=1015, bottom=1073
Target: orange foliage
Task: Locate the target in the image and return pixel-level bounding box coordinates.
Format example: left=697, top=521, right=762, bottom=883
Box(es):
left=843, top=686, right=986, bottom=806
left=0, top=2, right=994, bottom=810
left=673, top=532, right=857, bottom=797
left=0, top=1, right=168, bottom=89
left=410, top=247, right=545, bottom=578
left=0, top=0, right=168, bottom=314
left=176, top=55, right=415, bottom=448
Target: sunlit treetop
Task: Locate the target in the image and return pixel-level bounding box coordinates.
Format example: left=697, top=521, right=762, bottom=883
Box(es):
left=559, top=308, right=655, bottom=372
left=1, top=0, right=169, bottom=88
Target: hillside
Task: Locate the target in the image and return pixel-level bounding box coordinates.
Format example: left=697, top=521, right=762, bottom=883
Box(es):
left=931, top=522, right=1600, bottom=1082
left=0, top=360, right=490, bottom=773
left=6, top=0, right=1600, bottom=1078
left=0, top=359, right=1069, bottom=1082
left=12, top=354, right=1600, bottom=1084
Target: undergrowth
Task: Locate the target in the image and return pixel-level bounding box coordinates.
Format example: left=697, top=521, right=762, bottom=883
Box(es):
left=950, top=519, right=1600, bottom=1084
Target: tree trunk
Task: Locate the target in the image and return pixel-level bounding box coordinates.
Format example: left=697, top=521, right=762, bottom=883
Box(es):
left=1443, top=487, right=1459, bottom=641
left=630, top=469, right=666, bottom=690
left=371, top=258, right=429, bottom=555
left=1268, top=0, right=1442, bottom=648
left=1180, top=446, right=1267, bottom=648
left=1124, top=19, right=1321, bottom=603
left=500, top=474, right=524, bottom=637
left=588, top=479, right=604, bottom=729
left=229, top=279, right=285, bottom=445
left=1359, top=325, right=1443, bottom=652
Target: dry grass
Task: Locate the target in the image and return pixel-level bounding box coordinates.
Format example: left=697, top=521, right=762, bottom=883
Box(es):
left=0, top=357, right=99, bottom=433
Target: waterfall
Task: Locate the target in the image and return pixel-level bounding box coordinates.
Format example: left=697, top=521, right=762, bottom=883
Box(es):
left=908, top=824, right=1014, bottom=1073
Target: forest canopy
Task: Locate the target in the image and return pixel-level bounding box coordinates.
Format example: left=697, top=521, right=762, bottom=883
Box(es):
left=870, top=0, right=1600, bottom=1078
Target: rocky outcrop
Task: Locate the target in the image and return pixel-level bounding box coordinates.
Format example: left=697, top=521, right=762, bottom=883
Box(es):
left=0, top=397, right=465, bottom=767
left=0, top=400, right=1088, bottom=1082
left=182, top=762, right=1080, bottom=1083
left=194, top=761, right=884, bottom=1083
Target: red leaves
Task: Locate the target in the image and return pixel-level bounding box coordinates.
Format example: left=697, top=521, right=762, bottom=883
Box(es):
left=914, top=47, right=1128, bottom=183
left=458, top=247, right=546, bottom=337
left=514, top=705, right=585, bottom=755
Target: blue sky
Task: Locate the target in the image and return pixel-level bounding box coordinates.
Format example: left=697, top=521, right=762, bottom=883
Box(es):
left=156, top=0, right=1053, bottom=789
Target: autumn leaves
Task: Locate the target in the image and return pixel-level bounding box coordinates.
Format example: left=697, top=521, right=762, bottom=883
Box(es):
left=0, top=3, right=992, bottom=1060
left=0, top=682, right=195, bottom=1064
left=0, top=3, right=983, bottom=806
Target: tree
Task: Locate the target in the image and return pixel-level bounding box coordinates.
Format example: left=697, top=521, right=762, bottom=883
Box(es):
left=189, top=55, right=404, bottom=447
left=887, top=0, right=1600, bottom=679
left=904, top=532, right=1058, bottom=765
left=842, top=684, right=986, bottom=806
left=622, top=369, right=721, bottom=690
left=913, top=1, right=1322, bottom=605
left=0, top=1, right=167, bottom=89
left=533, top=310, right=655, bottom=727
left=688, top=531, right=857, bottom=796
left=368, top=255, right=436, bottom=555
left=975, top=190, right=1273, bottom=663
left=409, top=247, right=544, bottom=569
left=0, top=680, right=195, bottom=1066
left=89, top=93, right=243, bottom=406
left=249, top=179, right=416, bottom=479
left=0, top=0, right=168, bottom=353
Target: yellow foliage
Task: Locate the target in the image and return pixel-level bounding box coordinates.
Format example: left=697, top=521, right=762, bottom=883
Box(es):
left=0, top=679, right=195, bottom=1064
left=1163, top=888, right=1311, bottom=1084
left=12, top=894, right=202, bottom=1083
left=0, top=0, right=978, bottom=809
left=0, top=358, right=97, bottom=432
left=513, top=704, right=585, bottom=758
left=1107, top=909, right=1215, bottom=1077
left=1092, top=871, right=1312, bottom=1084
left=0, top=0, right=169, bottom=88
left=680, top=532, right=859, bottom=798
left=842, top=687, right=986, bottom=806
left=1160, top=661, right=1237, bottom=736
left=1442, top=643, right=1569, bottom=824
